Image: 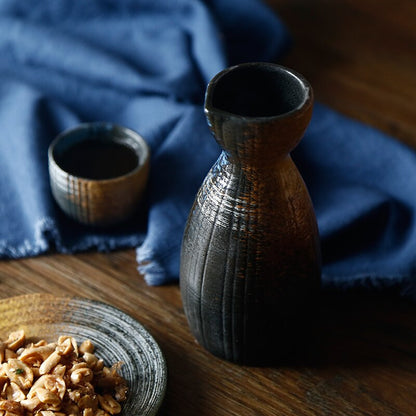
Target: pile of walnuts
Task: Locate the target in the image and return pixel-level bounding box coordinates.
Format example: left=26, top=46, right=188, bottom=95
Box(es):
left=0, top=330, right=128, bottom=416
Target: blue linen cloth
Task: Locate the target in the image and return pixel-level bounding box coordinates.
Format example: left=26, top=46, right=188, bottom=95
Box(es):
left=0, top=0, right=415, bottom=300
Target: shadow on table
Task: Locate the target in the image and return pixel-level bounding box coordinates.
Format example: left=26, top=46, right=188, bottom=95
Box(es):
left=289, top=290, right=416, bottom=369
left=155, top=289, right=415, bottom=415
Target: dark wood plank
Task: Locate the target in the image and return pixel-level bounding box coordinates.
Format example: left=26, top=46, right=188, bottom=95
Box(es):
left=268, top=0, right=416, bottom=147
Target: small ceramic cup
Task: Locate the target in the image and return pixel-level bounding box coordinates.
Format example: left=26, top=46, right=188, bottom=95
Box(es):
left=48, top=122, right=150, bottom=226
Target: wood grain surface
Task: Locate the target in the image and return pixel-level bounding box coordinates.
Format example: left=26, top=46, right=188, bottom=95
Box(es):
left=1, top=0, right=416, bottom=415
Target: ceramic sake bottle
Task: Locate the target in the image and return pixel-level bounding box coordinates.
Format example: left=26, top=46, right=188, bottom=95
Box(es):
left=180, top=62, right=321, bottom=365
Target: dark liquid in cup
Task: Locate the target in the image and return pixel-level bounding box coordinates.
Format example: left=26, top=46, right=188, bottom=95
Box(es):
left=57, top=139, right=139, bottom=180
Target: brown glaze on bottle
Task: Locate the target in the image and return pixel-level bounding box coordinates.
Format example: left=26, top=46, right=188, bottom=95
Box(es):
left=180, top=63, right=321, bottom=365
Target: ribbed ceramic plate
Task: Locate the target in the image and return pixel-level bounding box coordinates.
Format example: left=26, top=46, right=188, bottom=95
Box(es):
left=0, top=293, right=167, bottom=415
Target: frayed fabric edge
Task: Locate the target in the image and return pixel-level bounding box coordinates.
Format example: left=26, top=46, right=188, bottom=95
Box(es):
left=136, top=253, right=416, bottom=300
left=2, top=217, right=415, bottom=302
left=322, top=272, right=416, bottom=302
left=0, top=217, right=63, bottom=259
left=0, top=217, right=144, bottom=259
left=136, top=246, right=178, bottom=286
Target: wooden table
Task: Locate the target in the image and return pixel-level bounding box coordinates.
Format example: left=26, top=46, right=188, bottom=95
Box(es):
left=1, top=0, right=416, bottom=414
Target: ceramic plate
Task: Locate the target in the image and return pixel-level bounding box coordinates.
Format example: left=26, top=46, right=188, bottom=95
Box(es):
left=0, top=293, right=167, bottom=415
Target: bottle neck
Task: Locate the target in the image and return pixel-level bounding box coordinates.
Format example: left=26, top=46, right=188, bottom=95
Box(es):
left=206, top=108, right=311, bottom=168
left=204, top=63, right=314, bottom=167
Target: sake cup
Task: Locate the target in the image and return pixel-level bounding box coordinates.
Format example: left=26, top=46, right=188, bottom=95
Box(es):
left=48, top=122, right=150, bottom=226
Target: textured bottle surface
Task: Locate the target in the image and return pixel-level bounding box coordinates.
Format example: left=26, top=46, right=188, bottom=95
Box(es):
left=180, top=63, right=321, bottom=364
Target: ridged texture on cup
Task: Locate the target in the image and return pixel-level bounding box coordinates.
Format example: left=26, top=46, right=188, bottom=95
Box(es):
left=49, top=160, right=149, bottom=226
left=48, top=123, right=150, bottom=227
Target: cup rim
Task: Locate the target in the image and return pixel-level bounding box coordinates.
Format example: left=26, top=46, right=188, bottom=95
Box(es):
left=48, top=122, right=150, bottom=184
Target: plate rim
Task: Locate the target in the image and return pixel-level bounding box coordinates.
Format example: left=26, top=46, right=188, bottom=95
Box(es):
left=0, top=293, right=167, bottom=416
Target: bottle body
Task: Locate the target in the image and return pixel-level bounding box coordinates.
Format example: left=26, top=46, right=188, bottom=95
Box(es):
left=180, top=151, right=320, bottom=364
left=180, top=62, right=321, bottom=364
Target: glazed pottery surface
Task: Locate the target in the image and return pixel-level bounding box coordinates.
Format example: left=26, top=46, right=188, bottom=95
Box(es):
left=180, top=62, right=321, bottom=365
left=48, top=122, right=150, bottom=227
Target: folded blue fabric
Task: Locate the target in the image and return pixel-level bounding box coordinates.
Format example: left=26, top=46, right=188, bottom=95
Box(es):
left=0, top=0, right=415, bottom=300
